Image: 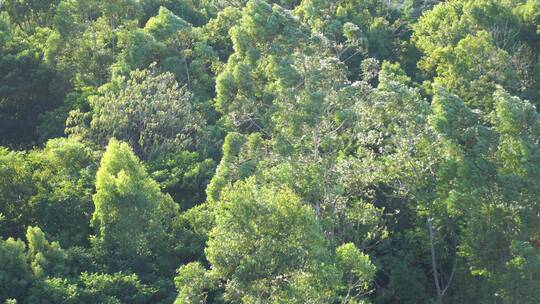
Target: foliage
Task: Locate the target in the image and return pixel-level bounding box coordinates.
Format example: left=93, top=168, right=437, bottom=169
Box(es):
left=91, top=139, right=179, bottom=275
left=26, top=226, right=68, bottom=277
left=70, top=67, right=204, bottom=162
left=0, top=237, right=33, bottom=301
left=205, top=178, right=342, bottom=303
left=1, top=0, right=540, bottom=303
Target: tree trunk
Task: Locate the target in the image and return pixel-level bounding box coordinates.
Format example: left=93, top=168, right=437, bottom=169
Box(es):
left=428, top=218, right=443, bottom=303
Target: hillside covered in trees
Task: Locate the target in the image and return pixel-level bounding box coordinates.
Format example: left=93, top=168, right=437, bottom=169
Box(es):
left=1, top=0, right=540, bottom=303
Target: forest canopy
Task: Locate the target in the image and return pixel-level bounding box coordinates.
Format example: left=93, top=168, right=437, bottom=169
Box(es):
left=1, top=0, right=540, bottom=303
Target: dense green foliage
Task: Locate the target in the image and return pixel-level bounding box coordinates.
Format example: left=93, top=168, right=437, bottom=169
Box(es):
left=1, top=0, right=539, bottom=303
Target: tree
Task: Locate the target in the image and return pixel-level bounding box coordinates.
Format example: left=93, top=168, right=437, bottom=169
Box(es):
left=28, top=277, right=80, bottom=304
left=0, top=237, right=33, bottom=302
left=413, top=0, right=540, bottom=107
left=200, top=7, right=242, bottom=61
left=214, top=0, right=309, bottom=131
left=173, top=262, right=216, bottom=304
left=69, top=67, right=204, bottom=161
left=26, top=226, right=68, bottom=278
left=144, top=6, right=190, bottom=41
left=113, top=6, right=220, bottom=120
left=3, top=0, right=61, bottom=32
left=148, top=151, right=216, bottom=210
left=0, top=20, right=67, bottom=147
left=45, top=0, right=114, bottom=88
left=79, top=272, right=158, bottom=303
left=205, top=132, right=251, bottom=202
left=0, top=138, right=96, bottom=246
left=27, top=272, right=160, bottom=304
left=421, top=86, right=540, bottom=302
left=204, top=178, right=342, bottom=303
left=139, top=0, right=209, bottom=26
left=0, top=148, right=35, bottom=240
left=296, top=0, right=406, bottom=78
left=91, top=139, right=179, bottom=274
left=28, top=138, right=97, bottom=247
left=336, top=243, right=376, bottom=303
left=431, top=31, right=517, bottom=110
